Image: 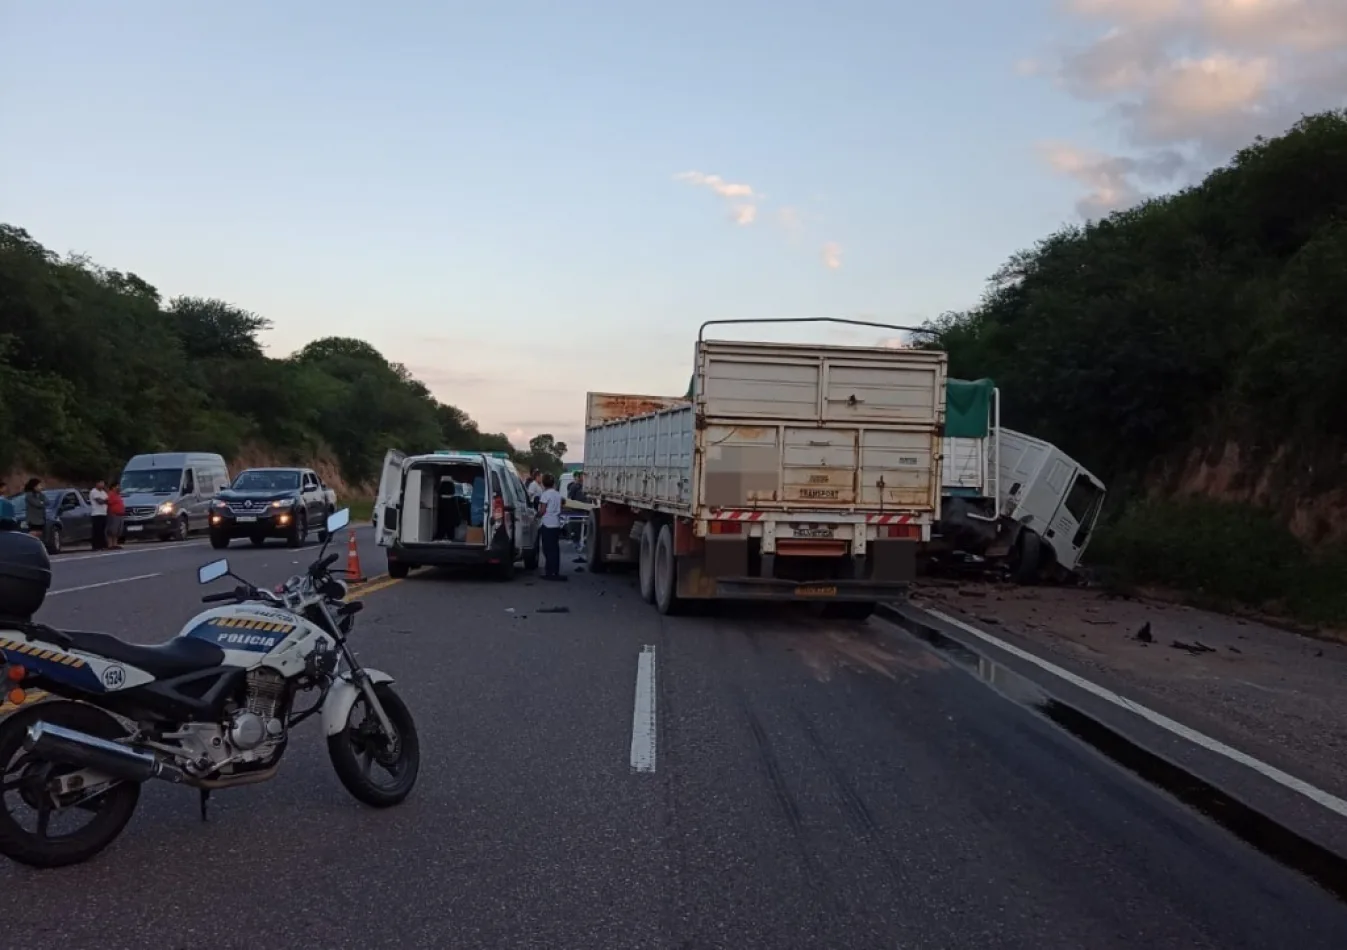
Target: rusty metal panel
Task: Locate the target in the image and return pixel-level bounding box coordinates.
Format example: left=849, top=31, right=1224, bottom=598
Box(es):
left=584, top=391, right=688, bottom=428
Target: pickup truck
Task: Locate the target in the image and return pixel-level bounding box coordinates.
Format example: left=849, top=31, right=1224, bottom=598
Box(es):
left=208, top=467, right=335, bottom=549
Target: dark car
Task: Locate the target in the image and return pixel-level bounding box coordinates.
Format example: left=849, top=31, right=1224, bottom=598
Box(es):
left=208, top=467, right=333, bottom=549
left=6, top=489, right=94, bottom=554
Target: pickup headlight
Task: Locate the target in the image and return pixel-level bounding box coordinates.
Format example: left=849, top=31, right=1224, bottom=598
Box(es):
left=271, top=498, right=296, bottom=508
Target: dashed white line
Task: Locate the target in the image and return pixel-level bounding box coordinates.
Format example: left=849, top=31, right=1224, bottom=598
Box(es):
left=49, top=573, right=163, bottom=596
left=921, top=606, right=1347, bottom=820
left=630, top=645, right=657, bottom=773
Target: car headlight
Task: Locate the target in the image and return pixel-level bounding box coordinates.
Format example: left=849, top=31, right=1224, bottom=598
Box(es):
left=271, top=498, right=296, bottom=508
left=158, top=501, right=176, bottom=514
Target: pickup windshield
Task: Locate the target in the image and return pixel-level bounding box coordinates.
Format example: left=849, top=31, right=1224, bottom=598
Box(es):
left=232, top=470, right=300, bottom=491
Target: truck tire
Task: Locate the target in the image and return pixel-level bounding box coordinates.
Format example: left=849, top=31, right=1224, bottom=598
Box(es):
left=637, top=522, right=657, bottom=603
left=653, top=524, right=683, bottom=616
left=585, top=510, right=607, bottom=573
left=1011, top=530, right=1042, bottom=586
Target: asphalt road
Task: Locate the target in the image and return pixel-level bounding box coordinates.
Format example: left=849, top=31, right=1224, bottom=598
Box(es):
left=2, top=529, right=1345, bottom=949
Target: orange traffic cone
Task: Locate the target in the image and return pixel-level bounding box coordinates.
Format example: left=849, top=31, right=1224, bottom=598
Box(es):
left=345, top=530, right=366, bottom=583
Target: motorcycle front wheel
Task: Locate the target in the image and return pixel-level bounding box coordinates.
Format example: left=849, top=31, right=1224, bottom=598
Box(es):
left=327, top=683, right=420, bottom=807
left=0, top=701, right=141, bottom=868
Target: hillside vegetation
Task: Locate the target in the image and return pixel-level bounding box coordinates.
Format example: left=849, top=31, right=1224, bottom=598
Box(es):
left=919, top=110, right=1347, bottom=624
left=0, top=225, right=568, bottom=488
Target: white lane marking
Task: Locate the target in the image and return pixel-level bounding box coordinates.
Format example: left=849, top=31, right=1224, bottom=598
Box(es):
left=919, top=606, right=1347, bottom=820
left=630, top=645, right=657, bottom=773
left=49, top=573, right=162, bottom=596
left=54, top=542, right=208, bottom=564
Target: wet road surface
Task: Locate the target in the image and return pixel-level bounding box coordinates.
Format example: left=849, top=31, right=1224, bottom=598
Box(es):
left=2, top=531, right=1345, bottom=948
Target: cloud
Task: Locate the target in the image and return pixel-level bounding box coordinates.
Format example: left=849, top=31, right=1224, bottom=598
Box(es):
left=674, top=170, right=760, bottom=227
left=776, top=206, right=804, bottom=233
left=673, top=173, right=845, bottom=269
left=1031, top=0, right=1347, bottom=216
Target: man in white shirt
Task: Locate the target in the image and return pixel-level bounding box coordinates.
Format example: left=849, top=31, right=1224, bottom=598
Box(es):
left=88, top=479, right=109, bottom=550
left=526, top=469, right=543, bottom=504
left=536, top=473, right=565, bottom=581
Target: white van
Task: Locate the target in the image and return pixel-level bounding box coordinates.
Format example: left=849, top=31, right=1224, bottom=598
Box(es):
left=375, top=450, right=539, bottom=579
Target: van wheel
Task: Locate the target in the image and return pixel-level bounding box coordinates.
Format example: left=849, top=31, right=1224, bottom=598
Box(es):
left=637, top=522, right=657, bottom=603
left=388, top=561, right=410, bottom=579
left=171, top=515, right=189, bottom=542
left=1010, top=530, right=1042, bottom=585
left=585, top=511, right=606, bottom=573
left=653, top=524, right=683, bottom=615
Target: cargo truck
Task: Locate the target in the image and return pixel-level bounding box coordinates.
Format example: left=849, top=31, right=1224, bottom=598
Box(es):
left=580, top=319, right=948, bottom=618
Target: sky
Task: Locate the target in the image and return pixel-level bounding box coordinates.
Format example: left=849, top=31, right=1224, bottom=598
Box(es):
left=3, top=1, right=1344, bottom=458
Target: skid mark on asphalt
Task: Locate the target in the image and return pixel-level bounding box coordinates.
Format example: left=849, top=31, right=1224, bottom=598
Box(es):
left=738, top=692, right=818, bottom=881
left=784, top=623, right=946, bottom=684
left=794, top=708, right=906, bottom=887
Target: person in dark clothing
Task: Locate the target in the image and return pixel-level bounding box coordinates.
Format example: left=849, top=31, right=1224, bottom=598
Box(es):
left=23, top=478, right=45, bottom=542
left=566, top=471, right=586, bottom=502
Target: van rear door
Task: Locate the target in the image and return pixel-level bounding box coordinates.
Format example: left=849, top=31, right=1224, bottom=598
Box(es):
left=375, top=450, right=407, bottom=547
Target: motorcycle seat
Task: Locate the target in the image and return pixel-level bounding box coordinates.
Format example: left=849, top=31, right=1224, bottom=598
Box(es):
left=62, top=630, right=226, bottom=680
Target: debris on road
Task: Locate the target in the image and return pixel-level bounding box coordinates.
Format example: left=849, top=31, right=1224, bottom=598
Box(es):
left=911, top=579, right=1347, bottom=800
left=537, top=606, right=571, bottom=614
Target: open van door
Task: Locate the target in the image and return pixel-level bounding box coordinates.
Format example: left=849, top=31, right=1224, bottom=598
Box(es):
left=375, top=449, right=406, bottom=547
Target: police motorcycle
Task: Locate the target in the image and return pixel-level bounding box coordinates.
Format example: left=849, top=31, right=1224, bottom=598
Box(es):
left=0, top=508, right=419, bottom=868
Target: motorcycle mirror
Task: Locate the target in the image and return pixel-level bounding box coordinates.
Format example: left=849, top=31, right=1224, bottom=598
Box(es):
left=326, top=508, right=351, bottom=534
left=198, top=559, right=230, bottom=585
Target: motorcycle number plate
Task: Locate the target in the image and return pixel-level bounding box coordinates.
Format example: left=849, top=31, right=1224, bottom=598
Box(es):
left=237, top=516, right=257, bottom=523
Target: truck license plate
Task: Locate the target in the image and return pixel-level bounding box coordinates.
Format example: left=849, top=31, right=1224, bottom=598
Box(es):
left=793, top=525, right=834, bottom=538
left=794, top=585, right=838, bottom=597
left=237, top=516, right=257, bottom=523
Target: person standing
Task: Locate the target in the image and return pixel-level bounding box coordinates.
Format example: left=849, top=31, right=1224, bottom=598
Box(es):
left=23, top=479, right=45, bottom=543
left=106, top=481, right=126, bottom=550
left=526, top=469, right=543, bottom=505
left=88, top=479, right=109, bottom=550
left=536, top=472, right=565, bottom=581
left=0, top=480, right=17, bottom=531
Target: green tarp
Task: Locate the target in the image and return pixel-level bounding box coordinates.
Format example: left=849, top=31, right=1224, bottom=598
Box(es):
left=945, top=378, right=995, bottom=439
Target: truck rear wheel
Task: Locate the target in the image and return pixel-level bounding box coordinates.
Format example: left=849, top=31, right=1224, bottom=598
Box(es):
left=584, top=510, right=607, bottom=573
left=637, top=522, right=657, bottom=603
left=653, top=524, right=683, bottom=616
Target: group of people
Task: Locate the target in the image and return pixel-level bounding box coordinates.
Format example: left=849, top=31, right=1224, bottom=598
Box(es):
left=0, top=477, right=127, bottom=550
left=521, top=469, right=587, bottom=582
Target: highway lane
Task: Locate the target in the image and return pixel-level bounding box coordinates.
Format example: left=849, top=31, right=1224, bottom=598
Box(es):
left=2, top=539, right=1345, bottom=948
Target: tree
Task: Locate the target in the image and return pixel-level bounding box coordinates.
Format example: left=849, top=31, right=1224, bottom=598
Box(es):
left=0, top=228, right=528, bottom=487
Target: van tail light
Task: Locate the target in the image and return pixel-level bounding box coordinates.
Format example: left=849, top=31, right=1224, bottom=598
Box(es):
left=709, top=521, right=742, bottom=535
left=491, top=495, right=505, bottom=523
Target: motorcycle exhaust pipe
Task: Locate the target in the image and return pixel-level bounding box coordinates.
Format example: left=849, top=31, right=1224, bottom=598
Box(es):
left=24, top=721, right=186, bottom=785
